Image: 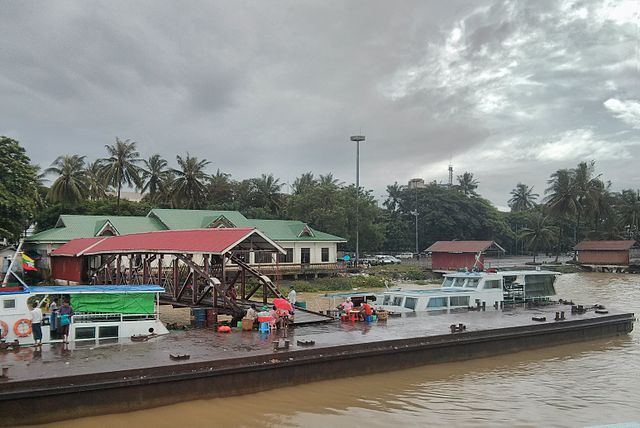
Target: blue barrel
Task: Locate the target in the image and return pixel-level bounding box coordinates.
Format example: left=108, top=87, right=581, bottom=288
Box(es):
left=294, top=301, right=306, bottom=309
left=192, top=308, right=207, bottom=328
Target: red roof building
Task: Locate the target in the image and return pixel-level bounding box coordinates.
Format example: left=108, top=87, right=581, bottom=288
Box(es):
left=574, top=240, right=638, bottom=266
left=50, top=228, right=284, bottom=283
left=425, top=240, right=505, bottom=271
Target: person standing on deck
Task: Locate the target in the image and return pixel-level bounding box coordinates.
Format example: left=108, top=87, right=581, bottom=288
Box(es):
left=30, top=302, right=43, bottom=345
left=58, top=300, right=74, bottom=343
left=288, top=286, right=297, bottom=314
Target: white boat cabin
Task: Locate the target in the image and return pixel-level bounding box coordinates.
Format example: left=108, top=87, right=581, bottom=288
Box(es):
left=0, top=285, right=169, bottom=345
left=376, top=270, right=559, bottom=313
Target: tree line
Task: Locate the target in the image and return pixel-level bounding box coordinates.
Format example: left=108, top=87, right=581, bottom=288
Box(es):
left=1, top=136, right=639, bottom=260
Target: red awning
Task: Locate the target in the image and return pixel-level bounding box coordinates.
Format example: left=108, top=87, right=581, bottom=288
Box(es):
left=425, top=240, right=503, bottom=253
left=574, top=240, right=637, bottom=251
left=51, top=228, right=284, bottom=256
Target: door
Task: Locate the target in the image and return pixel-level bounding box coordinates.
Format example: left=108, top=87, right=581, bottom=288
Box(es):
left=300, top=248, right=311, bottom=265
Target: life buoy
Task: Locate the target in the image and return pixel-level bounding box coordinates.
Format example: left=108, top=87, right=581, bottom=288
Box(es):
left=217, top=325, right=231, bottom=333
left=13, top=319, right=32, bottom=337
left=0, top=321, right=8, bottom=338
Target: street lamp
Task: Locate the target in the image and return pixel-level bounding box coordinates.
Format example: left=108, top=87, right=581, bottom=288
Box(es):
left=350, top=135, right=365, bottom=267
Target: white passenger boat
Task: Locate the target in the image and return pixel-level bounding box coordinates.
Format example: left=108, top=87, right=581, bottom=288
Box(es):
left=376, top=270, right=559, bottom=313
left=0, top=285, right=169, bottom=345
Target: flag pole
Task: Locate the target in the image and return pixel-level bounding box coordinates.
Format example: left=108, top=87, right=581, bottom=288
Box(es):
left=2, top=239, right=24, bottom=287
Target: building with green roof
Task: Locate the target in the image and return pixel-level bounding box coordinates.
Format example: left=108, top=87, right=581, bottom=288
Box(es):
left=26, top=209, right=346, bottom=274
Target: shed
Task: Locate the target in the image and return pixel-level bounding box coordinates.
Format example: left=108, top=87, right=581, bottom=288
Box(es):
left=425, top=240, right=505, bottom=271
left=574, top=240, right=638, bottom=266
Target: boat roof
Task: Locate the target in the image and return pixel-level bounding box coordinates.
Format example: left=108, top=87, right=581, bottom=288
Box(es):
left=384, top=288, right=477, bottom=296
left=443, top=270, right=560, bottom=277
left=25, top=285, right=165, bottom=295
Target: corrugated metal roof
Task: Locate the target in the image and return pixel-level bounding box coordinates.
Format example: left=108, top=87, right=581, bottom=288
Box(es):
left=574, top=240, right=637, bottom=251
left=26, top=215, right=164, bottom=242
left=51, top=228, right=285, bottom=256
left=425, top=240, right=498, bottom=253
left=27, top=285, right=165, bottom=294
left=148, top=209, right=250, bottom=229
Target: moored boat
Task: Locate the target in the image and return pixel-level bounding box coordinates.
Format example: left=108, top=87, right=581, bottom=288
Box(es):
left=0, top=284, right=169, bottom=345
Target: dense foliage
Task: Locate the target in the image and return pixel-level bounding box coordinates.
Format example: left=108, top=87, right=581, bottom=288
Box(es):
left=2, top=137, right=639, bottom=262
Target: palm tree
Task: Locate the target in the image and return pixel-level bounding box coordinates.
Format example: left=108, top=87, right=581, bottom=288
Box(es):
left=141, top=154, right=170, bottom=204
left=508, top=183, right=538, bottom=212
left=544, top=168, right=577, bottom=261
left=318, top=173, right=342, bottom=189
left=45, top=155, right=88, bottom=204
left=252, top=173, right=283, bottom=215
left=456, top=172, right=479, bottom=196
left=101, top=138, right=142, bottom=210
left=572, top=161, right=602, bottom=240
left=85, top=159, right=108, bottom=201
left=519, top=213, right=556, bottom=263
left=619, top=189, right=640, bottom=238
left=171, top=153, right=211, bottom=209
left=292, top=172, right=316, bottom=195
left=208, top=169, right=234, bottom=207
left=383, top=182, right=404, bottom=212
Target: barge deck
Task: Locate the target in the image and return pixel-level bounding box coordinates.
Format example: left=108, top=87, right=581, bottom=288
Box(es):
left=0, top=304, right=634, bottom=426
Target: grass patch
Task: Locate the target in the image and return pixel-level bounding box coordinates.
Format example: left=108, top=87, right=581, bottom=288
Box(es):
left=283, top=275, right=387, bottom=293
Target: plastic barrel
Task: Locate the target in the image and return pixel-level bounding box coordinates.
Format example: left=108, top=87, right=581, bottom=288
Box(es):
left=294, top=301, right=306, bottom=309
left=206, top=309, right=216, bottom=327
left=192, top=308, right=207, bottom=328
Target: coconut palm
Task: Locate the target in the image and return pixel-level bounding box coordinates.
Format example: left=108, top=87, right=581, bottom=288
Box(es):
left=544, top=168, right=577, bottom=261
left=508, top=183, right=538, bottom=212
left=456, top=172, right=479, bottom=196
left=383, top=182, right=404, bottom=212
left=101, top=138, right=142, bottom=209
left=85, top=160, right=108, bottom=201
left=318, top=173, right=342, bottom=189
left=252, top=173, right=283, bottom=215
left=619, top=189, right=640, bottom=238
left=519, top=213, right=556, bottom=263
left=171, top=153, right=211, bottom=209
left=292, top=172, right=316, bottom=195
left=572, top=161, right=603, bottom=239
left=45, top=155, right=88, bottom=204
left=208, top=169, right=234, bottom=207
left=141, top=154, right=170, bottom=204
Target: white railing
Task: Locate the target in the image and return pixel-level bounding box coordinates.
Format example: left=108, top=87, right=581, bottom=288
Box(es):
left=71, top=313, right=156, bottom=324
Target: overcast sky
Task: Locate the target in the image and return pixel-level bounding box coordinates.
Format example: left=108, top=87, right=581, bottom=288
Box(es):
left=2, top=0, right=639, bottom=209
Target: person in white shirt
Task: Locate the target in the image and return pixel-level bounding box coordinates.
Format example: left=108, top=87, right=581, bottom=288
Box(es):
left=30, top=302, right=43, bottom=345
left=288, top=286, right=297, bottom=306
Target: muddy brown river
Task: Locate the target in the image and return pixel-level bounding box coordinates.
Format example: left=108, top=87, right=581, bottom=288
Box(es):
left=30, top=273, right=640, bottom=427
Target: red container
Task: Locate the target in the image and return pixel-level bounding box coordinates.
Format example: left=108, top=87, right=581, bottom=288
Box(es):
left=257, top=316, right=272, bottom=323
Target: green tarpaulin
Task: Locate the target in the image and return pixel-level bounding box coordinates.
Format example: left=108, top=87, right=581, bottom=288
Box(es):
left=70, top=293, right=155, bottom=314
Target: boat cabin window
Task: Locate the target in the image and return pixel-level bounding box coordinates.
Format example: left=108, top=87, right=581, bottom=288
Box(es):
left=503, top=275, right=517, bottom=288
left=3, top=299, right=15, bottom=309
left=451, top=278, right=465, bottom=287
left=442, top=277, right=454, bottom=287
left=383, top=295, right=391, bottom=305
left=427, top=297, right=447, bottom=308
left=404, top=297, right=418, bottom=310
left=484, top=280, right=501, bottom=289
left=465, top=278, right=479, bottom=289
left=392, top=296, right=403, bottom=306
left=99, top=326, right=119, bottom=338
left=450, top=296, right=470, bottom=307
left=75, top=327, right=96, bottom=340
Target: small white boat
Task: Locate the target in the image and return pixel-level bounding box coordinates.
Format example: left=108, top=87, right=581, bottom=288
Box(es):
left=375, top=270, right=559, bottom=313
left=0, top=285, right=169, bottom=345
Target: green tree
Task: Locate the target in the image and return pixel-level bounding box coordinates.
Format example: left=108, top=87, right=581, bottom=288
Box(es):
left=46, top=154, right=88, bottom=204
left=141, top=154, right=170, bottom=204
left=85, top=160, right=108, bottom=201
left=456, top=172, right=479, bottom=196
left=619, top=189, right=640, bottom=239
left=508, top=183, right=538, bottom=212
left=544, top=168, right=577, bottom=261
left=292, top=172, right=316, bottom=195
left=101, top=138, right=142, bottom=210
left=519, top=213, right=556, bottom=263
left=171, top=153, right=210, bottom=209
left=207, top=169, right=235, bottom=209
left=252, top=173, right=283, bottom=215
left=0, top=137, right=39, bottom=241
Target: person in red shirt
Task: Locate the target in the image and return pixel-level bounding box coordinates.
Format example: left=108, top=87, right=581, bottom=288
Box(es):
left=360, top=302, right=374, bottom=320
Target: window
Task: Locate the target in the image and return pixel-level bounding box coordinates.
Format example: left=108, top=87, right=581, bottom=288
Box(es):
left=392, top=296, right=403, bottom=306
left=465, top=278, right=479, bottom=288
left=451, top=278, right=465, bottom=287
left=404, top=297, right=418, bottom=310
left=278, top=248, right=294, bottom=263
left=99, top=326, right=119, bottom=338
left=427, top=297, right=447, bottom=308
left=301, top=248, right=311, bottom=264
left=484, top=280, right=501, bottom=289
left=383, top=295, right=391, bottom=305
left=321, top=248, right=330, bottom=262
left=450, top=296, right=470, bottom=307
left=254, top=251, right=273, bottom=264
left=3, top=299, right=15, bottom=309
left=442, top=277, right=454, bottom=287
left=75, top=327, right=96, bottom=339
left=524, top=275, right=557, bottom=298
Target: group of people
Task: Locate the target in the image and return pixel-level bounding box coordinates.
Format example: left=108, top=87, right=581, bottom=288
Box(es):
left=245, top=303, right=293, bottom=330
left=29, top=298, right=74, bottom=345
left=338, top=297, right=375, bottom=320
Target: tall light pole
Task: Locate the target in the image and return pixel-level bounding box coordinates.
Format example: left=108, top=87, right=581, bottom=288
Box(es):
left=351, top=135, right=365, bottom=267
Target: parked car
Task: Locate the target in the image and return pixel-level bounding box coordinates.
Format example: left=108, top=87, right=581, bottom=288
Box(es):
left=397, top=252, right=414, bottom=259
left=375, top=255, right=401, bottom=264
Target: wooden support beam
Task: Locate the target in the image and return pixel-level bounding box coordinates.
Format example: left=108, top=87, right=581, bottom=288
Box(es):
left=116, top=255, right=122, bottom=284
left=143, top=254, right=149, bottom=284
left=129, top=255, right=133, bottom=284
left=176, top=271, right=193, bottom=302
left=173, top=258, right=179, bottom=300
left=157, top=255, right=163, bottom=286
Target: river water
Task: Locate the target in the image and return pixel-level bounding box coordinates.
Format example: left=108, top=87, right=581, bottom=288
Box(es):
left=35, top=273, right=640, bottom=428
